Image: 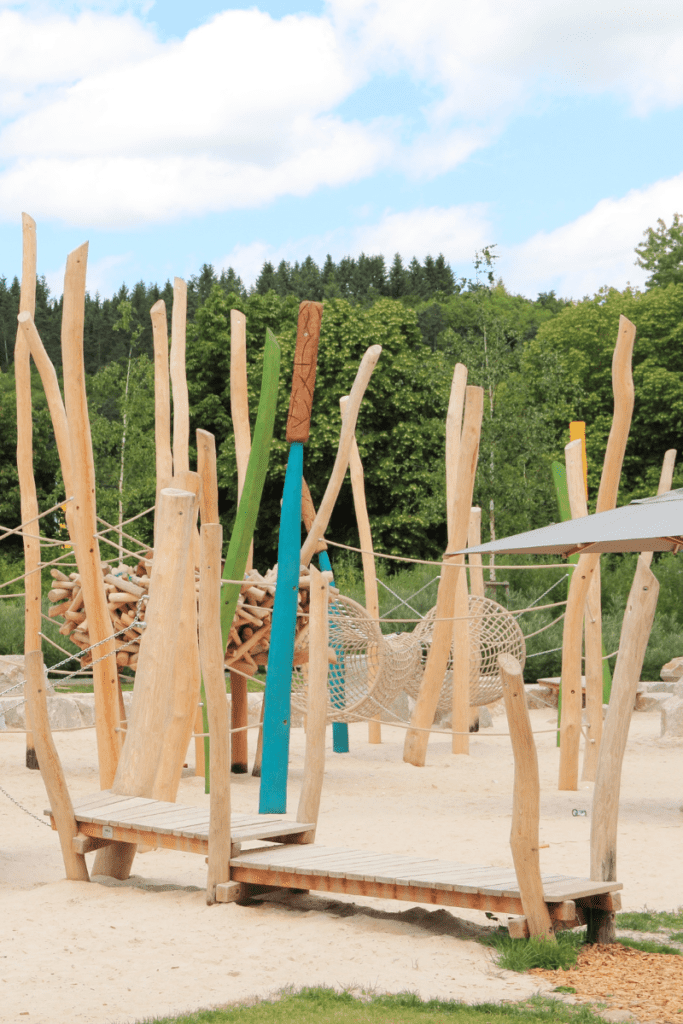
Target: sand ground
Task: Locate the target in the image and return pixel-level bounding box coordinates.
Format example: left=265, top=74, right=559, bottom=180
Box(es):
left=1, top=709, right=681, bottom=1024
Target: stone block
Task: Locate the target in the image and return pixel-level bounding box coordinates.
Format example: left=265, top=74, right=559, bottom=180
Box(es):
left=660, top=695, right=683, bottom=738
left=660, top=656, right=683, bottom=682
left=0, top=654, right=53, bottom=696
left=525, top=684, right=555, bottom=709
left=640, top=680, right=676, bottom=694
left=634, top=692, right=672, bottom=713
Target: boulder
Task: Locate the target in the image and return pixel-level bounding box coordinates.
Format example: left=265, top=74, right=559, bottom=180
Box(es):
left=0, top=654, right=53, bottom=697
left=660, top=695, right=683, bottom=738
left=660, top=656, right=683, bottom=682
left=525, top=684, right=555, bottom=709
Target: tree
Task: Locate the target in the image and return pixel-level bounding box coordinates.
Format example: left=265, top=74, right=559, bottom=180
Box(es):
left=635, top=213, right=683, bottom=289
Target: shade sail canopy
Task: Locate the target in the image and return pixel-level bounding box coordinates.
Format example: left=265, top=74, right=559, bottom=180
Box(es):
left=455, top=488, right=683, bottom=557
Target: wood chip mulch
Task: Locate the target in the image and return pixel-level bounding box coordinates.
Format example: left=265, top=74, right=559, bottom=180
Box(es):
left=531, top=943, right=683, bottom=1023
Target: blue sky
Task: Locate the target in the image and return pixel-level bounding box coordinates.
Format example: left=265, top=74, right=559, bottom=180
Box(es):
left=1, top=0, right=682, bottom=299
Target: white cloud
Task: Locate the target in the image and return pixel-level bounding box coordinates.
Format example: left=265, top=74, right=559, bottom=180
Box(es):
left=0, top=9, right=159, bottom=116
left=0, top=7, right=397, bottom=226
left=500, top=174, right=683, bottom=299
left=330, top=0, right=683, bottom=118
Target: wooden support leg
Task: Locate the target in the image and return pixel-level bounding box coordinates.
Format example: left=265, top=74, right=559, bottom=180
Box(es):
left=368, top=716, right=381, bottom=743
left=499, top=652, right=554, bottom=941
left=231, top=670, right=249, bottom=773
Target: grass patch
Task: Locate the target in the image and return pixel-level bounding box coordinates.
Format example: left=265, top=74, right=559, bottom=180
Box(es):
left=138, top=987, right=608, bottom=1024
left=616, top=908, right=683, bottom=933
left=479, top=929, right=584, bottom=973
left=617, top=937, right=682, bottom=956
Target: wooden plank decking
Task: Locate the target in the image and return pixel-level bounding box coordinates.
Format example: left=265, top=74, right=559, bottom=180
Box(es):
left=45, top=791, right=315, bottom=856
left=227, top=844, right=622, bottom=917
left=45, top=792, right=622, bottom=923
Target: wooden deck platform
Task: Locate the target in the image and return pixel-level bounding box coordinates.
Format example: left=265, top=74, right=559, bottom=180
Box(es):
left=45, top=791, right=315, bottom=857
left=226, top=844, right=622, bottom=923
left=46, top=791, right=622, bottom=930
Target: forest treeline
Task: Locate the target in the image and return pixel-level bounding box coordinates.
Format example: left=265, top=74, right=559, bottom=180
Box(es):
left=0, top=234, right=682, bottom=573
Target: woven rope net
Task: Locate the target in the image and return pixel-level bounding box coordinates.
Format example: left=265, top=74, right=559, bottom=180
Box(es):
left=405, top=594, right=526, bottom=711
left=290, top=592, right=525, bottom=722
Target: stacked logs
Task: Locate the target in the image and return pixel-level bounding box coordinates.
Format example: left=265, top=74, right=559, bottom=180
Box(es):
left=48, top=559, right=151, bottom=669
left=47, top=561, right=320, bottom=677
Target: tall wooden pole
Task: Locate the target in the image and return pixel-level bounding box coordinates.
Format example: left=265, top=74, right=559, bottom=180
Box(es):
left=170, top=278, right=189, bottom=476
left=590, top=557, right=659, bottom=942
left=404, top=386, right=483, bottom=766
left=559, top=316, right=635, bottom=791
left=230, top=308, right=252, bottom=771
left=14, top=214, right=39, bottom=769
left=200, top=523, right=232, bottom=904
left=339, top=394, right=380, bottom=744
left=467, top=507, right=485, bottom=731
left=151, top=299, right=172, bottom=543
left=61, top=243, right=120, bottom=787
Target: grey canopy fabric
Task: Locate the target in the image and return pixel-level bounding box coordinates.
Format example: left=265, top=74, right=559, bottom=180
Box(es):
left=454, top=488, right=683, bottom=557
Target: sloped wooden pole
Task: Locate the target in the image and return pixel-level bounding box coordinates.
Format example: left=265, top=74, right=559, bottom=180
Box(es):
left=559, top=316, right=635, bottom=791
left=24, top=650, right=90, bottom=880
left=93, top=486, right=197, bottom=881
left=499, top=653, right=554, bottom=941
left=299, top=345, right=382, bottom=567
left=61, top=243, right=120, bottom=787
left=14, top=213, right=40, bottom=769
left=404, top=386, right=483, bottom=766
left=589, top=556, right=659, bottom=942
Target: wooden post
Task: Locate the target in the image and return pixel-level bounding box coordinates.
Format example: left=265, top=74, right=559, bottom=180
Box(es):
left=467, top=508, right=485, bottom=598
left=111, top=488, right=196, bottom=796
left=339, top=394, right=381, bottom=744
left=151, top=299, right=172, bottom=542
left=93, top=487, right=197, bottom=880
left=61, top=243, right=120, bottom=787
left=296, top=566, right=331, bottom=829
left=229, top=313, right=252, bottom=773
left=404, top=386, right=483, bottom=766
left=559, top=316, right=635, bottom=791
left=299, top=345, right=382, bottom=567
left=14, top=213, right=40, bottom=769
left=589, top=557, right=658, bottom=943
left=170, top=278, right=189, bottom=475
left=153, top=473, right=202, bottom=801
left=445, top=363, right=468, bottom=542
left=445, top=364, right=471, bottom=755
left=197, top=429, right=219, bottom=525
left=641, top=449, right=676, bottom=570
left=499, top=653, right=554, bottom=941
left=200, top=523, right=232, bottom=904
left=467, top=507, right=485, bottom=731
left=24, top=650, right=90, bottom=880
left=261, top=302, right=322, bottom=814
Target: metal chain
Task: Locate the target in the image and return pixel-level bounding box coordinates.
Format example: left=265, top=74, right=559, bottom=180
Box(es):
left=0, top=783, right=50, bottom=827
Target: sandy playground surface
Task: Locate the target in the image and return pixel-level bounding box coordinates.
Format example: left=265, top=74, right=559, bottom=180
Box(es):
left=1, top=708, right=681, bottom=1024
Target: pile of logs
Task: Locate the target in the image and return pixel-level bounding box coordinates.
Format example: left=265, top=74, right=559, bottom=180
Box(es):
left=48, top=558, right=151, bottom=670
left=47, top=560, right=318, bottom=677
